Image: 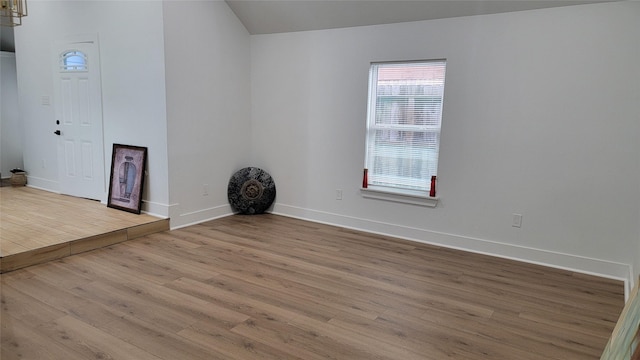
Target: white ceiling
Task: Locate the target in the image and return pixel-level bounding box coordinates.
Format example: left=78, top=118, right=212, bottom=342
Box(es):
left=225, top=0, right=617, bottom=35
left=0, top=0, right=617, bottom=52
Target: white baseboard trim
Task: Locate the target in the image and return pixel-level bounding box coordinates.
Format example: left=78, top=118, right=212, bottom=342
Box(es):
left=272, top=203, right=633, bottom=296
left=24, top=176, right=60, bottom=193
left=141, top=199, right=171, bottom=219
left=170, top=204, right=234, bottom=230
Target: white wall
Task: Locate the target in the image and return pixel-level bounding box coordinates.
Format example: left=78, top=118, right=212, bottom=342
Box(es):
left=251, top=1, right=640, bottom=284
left=1, top=51, right=23, bottom=177
left=163, top=0, right=252, bottom=228
left=11, top=0, right=252, bottom=225
left=13, top=0, right=170, bottom=216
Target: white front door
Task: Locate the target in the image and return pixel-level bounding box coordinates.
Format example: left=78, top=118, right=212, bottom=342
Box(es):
left=53, top=36, right=105, bottom=201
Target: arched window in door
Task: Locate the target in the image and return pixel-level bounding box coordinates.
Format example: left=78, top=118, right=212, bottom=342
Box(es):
left=60, top=50, right=87, bottom=71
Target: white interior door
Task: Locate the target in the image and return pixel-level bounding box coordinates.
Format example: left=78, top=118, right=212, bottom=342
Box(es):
left=53, top=36, right=105, bottom=201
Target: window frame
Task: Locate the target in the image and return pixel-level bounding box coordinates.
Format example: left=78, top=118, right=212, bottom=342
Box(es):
left=362, top=59, right=446, bottom=207
left=60, top=50, right=88, bottom=72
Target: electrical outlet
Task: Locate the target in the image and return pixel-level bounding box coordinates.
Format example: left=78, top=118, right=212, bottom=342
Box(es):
left=512, top=213, right=522, bottom=228
left=336, top=189, right=343, bottom=200
left=203, top=184, right=209, bottom=196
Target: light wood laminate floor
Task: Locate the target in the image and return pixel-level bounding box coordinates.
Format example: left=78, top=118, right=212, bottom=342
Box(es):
left=0, top=214, right=624, bottom=359
left=0, top=186, right=169, bottom=272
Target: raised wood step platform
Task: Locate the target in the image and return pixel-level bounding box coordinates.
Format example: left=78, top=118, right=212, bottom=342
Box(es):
left=0, top=186, right=169, bottom=273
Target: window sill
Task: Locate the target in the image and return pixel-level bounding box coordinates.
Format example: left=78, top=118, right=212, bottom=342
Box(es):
left=360, top=186, right=439, bottom=207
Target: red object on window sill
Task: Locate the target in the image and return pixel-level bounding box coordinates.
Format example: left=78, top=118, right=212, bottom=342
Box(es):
left=429, top=176, right=436, bottom=197
left=362, top=169, right=368, bottom=189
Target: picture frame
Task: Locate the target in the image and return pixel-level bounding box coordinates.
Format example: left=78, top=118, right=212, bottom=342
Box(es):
left=107, top=144, right=147, bottom=214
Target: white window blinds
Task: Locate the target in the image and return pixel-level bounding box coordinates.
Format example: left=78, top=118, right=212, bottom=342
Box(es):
left=365, top=60, right=446, bottom=192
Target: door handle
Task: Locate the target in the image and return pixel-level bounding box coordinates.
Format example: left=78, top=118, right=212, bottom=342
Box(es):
left=54, top=130, right=61, bottom=136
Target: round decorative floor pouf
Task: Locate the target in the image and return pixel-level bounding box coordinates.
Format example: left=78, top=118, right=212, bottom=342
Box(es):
left=228, top=167, right=276, bottom=215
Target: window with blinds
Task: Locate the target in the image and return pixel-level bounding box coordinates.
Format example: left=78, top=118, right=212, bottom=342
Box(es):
left=365, top=60, right=446, bottom=193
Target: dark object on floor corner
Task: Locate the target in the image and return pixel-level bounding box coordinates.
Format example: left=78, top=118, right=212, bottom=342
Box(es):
left=228, top=167, right=276, bottom=215
left=10, top=170, right=27, bottom=187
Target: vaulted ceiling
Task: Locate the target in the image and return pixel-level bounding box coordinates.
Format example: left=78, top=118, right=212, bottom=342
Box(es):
left=225, top=0, right=617, bottom=35
left=0, top=0, right=617, bottom=52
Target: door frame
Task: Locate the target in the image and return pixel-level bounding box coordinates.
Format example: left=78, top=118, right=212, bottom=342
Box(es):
left=52, top=34, right=106, bottom=202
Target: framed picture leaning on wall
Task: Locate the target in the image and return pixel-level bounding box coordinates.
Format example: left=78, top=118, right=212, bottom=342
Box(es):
left=107, top=144, right=147, bottom=214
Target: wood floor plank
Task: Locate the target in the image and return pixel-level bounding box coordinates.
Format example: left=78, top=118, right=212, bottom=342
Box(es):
left=119, top=240, right=222, bottom=281
left=179, top=319, right=308, bottom=360
left=1, top=313, right=87, bottom=360
left=95, top=313, right=224, bottom=360
left=0, top=214, right=625, bottom=359
left=487, top=310, right=609, bottom=358
left=37, top=315, right=164, bottom=360
left=0, top=282, right=67, bottom=328
left=229, top=316, right=339, bottom=360
left=376, top=308, right=551, bottom=360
